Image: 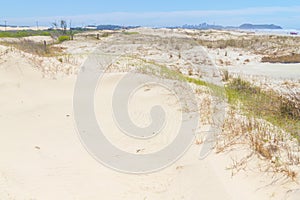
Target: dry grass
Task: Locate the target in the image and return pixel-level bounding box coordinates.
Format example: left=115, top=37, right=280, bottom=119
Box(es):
left=197, top=34, right=300, bottom=58
left=226, top=78, right=300, bottom=139
left=218, top=109, right=300, bottom=180
left=131, top=56, right=300, bottom=180
left=261, top=53, right=300, bottom=63
left=215, top=76, right=300, bottom=180
left=0, top=40, right=62, bottom=56
left=199, top=38, right=254, bottom=49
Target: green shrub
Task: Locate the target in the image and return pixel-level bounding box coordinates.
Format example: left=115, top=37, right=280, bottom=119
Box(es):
left=122, top=31, right=139, bottom=35
left=58, top=35, right=70, bottom=43
left=101, top=32, right=111, bottom=37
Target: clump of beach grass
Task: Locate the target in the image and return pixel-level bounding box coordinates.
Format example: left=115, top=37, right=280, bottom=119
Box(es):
left=0, top=39, right=62, bottom=56
left=225, top=78, right=300, bottom=139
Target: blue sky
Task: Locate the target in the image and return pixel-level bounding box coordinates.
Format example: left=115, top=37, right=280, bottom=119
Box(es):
left=1, top=0, right=300, bottom=28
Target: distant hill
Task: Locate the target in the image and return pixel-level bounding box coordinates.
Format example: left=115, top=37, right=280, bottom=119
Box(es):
left=96, top=25, right=123, bottom=30
left=239, top=23, right=282, bottom=29
left=70, top=25, right=140, bottom=31
left=167, top=23, right=283, bottom=30
left=96, top=25, right=140, bottom=30
left=180, top=23, right=223, bottom=30
left=0, top=24, right=18, bottom=28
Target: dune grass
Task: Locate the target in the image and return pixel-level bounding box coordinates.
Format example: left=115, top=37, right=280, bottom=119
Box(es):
left=158, top=60, right=299, bottom=179
left=137, top=58, right=299, bottom=140
left=0, top=29, right=87, bottom=40
left=0, top=30, right=51, bottom=38
left=188, top=73, right=300, bottom=140
left=197, top=34, right=300, bottom=60
left=225, top=78, right=300, bottom=140
left=122, top=31, right=139, bottom=35
left=0, top=40, right=62, bottom=56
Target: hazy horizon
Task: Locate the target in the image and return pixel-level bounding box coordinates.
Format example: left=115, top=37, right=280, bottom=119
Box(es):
left=1, top=0, right=300, bottom=29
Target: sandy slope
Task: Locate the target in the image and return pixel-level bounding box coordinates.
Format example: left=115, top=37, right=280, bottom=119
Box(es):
left=0, top=50, right=291, bottom=200
left=0, top=30, right=299, bottom=199
left=0, top=55, right=229, bottom=200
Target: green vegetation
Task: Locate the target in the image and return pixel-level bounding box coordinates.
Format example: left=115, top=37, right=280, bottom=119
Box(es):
left=185, top=76, right=224, bottom=94
left=58, top=35, right=71, bottom=43
left=122, top=31, right=139, bottom=35
left=135, top=57, right=299, bottom=140
left=133, top=57, right=227, bottom=99
left=186, top=74, right=300, bottom=142
left=186, top=73, right=299, bottom=140
left=225, top=78, right=299, bottom=139
left=0, top=30, right=51, bottom=38
left=0, top=29, right=82, bottom=42
left=185, top=75, right=299, bottom=139
left=126, top=55, right=299, bottom=178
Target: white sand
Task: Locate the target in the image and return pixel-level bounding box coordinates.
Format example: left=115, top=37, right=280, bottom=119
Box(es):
left=0, top=52, right=291, bottom=200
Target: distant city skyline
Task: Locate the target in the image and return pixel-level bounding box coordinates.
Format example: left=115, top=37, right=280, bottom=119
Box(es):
left=1, top=0, right=300, bottom=29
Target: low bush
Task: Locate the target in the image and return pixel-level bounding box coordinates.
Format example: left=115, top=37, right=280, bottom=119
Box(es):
left=58, top=35, right=70, bottom=43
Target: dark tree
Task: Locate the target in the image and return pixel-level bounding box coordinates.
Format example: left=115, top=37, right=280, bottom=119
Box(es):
left=60, top=20, right=67, bottom=34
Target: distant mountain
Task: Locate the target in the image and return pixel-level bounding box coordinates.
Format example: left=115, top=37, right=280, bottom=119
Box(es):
left=239, top=23, right=282, bottom=29
left=0, top=24, right=18, bottom=28
left=96, top=25, right=140, bottom=30
left=70, top=25, right=140, bottom=31
left=96, top=25, right=123, bottom=30
left=181, top=23, right=223, bottom=30
left=167, top=23, right=283, bottom=30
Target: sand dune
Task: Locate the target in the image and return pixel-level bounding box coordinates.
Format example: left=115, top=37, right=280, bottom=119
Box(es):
left=0, top=29, right=299, bottom=199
